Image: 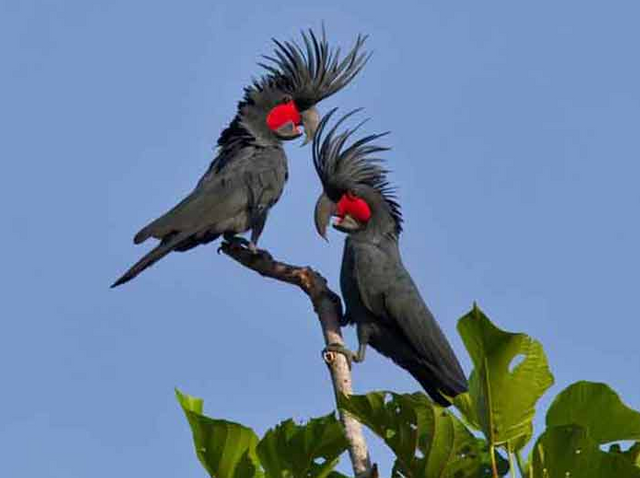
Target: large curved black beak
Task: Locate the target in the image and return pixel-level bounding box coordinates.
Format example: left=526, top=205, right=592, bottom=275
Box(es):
left=300, top=106, right=321, bottom=146
left=314, top=192, right=336, bottom=240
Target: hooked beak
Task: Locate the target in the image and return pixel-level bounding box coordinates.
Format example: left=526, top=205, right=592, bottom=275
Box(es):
left=300, top=106, right=321, bottom=146
left=314, top=192, right=336, bottom=240
left=332, top=214, right=362, bottom=233
left=274, top=121, right=303, bottom=140
left=314, top=192, right=366, bottom=238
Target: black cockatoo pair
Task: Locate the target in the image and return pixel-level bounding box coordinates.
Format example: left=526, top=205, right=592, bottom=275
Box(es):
left=112, top=29, right=468, bottom=406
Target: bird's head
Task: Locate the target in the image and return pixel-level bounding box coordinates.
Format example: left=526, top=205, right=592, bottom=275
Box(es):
left=264, top=95, right=320, bottom=144
left=239, top=28, right=369, bottom=146
left=313, top=109, right=402, bottom=240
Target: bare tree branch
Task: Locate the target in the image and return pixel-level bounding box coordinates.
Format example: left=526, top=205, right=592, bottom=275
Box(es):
left=219, top=242, right=375, bottom=478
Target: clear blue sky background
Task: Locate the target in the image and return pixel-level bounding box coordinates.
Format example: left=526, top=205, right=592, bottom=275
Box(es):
left=2, top=1, right=639, bottom=476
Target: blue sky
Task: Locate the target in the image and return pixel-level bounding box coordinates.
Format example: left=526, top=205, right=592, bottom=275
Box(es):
left=2, top=1, right=639, bottom=476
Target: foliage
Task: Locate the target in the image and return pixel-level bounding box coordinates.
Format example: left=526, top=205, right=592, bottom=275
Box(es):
left=546, top=380, right=640, bottom=443
left=455, top=304, right=554, bottom=452
left=256, top=413, right=349, bottom=478
left=528, top=380, right=640, bottom=477
left=609, top=442, right=640, bottom=467
left=177, top=305, right=639, bottom=477
left=177, top=389, right=349, bottom=478
left=338, top=391, right=509, bottom=477
left=176, top=389, right=263, bottom=478
left=530, top=425, right=640, bottom=478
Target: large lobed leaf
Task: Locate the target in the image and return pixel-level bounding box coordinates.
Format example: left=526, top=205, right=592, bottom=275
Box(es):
left=256, top=412, right=349, bottom=478
left=339, top=391, right=506, bottom=477
left=546, top=381, right=640, bottom=444
left=176, top=389, right=262, bottom=478
left=455, top=304, right=554, bottom=451
left=530, top=425, right=640, bottom=478
left=177, top=389, right=349, bottom=478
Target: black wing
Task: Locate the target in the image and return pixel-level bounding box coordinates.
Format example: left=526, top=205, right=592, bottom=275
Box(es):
left=133, top=147, right=258, bottom=244
left=352, top=243, right=468, bottom=401
left=112, top=146, right=287, bottom=287
left=381, top=271, right=468, bottom=397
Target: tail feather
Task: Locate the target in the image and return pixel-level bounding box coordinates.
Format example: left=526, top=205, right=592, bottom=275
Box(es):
left=368, top=323, right=468, bottom=406
left=405, top=360, right=468, bottom=407
left=133, top=227, right=152, bottom=245
left=134, top=217, right=166, bottom=244
left=132, top=210, right=177, bottom=245
left=111, top=232, right=190, bottom=288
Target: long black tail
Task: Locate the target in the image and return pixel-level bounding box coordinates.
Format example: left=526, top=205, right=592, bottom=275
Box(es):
left=111, top=232, right=190, bottom=288
left=405, top=360, right=468, bottom=407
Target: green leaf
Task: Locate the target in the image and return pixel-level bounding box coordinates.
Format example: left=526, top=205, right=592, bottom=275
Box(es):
left=338, top=391, right=416, bottom=467
left=176, top=389, right=262, bottom=478
left=256, top=412, right=348, bottom=478
left=476, top=439, right=511, bottom=477
left=452, top=391, right=480, bottom=431
left=340, top=391, right=500, bottom=477
left=609, top=442, right=640, bottom=468
left=456, top=304, right=554, bottom=450
left=546, top=381, right=640, bottom=444
left=530, top=425, right=640, bottom=477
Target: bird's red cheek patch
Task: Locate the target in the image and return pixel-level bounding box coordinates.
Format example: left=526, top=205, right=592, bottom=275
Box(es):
left=336, top=193, right=372, bottom=223
left=266, top=101, right=302, bottom=131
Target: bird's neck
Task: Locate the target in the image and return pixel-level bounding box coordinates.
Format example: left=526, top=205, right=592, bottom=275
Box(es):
left=346, top=229, right=400, bottom=253
left=347, top=211, right=401, bottom=245
left=217, top=113, right=282, bottom=154
left=218, top=80, right=290, bottom=151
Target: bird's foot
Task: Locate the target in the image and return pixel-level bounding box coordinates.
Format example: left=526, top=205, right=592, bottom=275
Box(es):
left=219, top=236, right=258, bottom=254
left=322, top=343, right=359, bottom=369
left=227, top=235, right=252, bottom=248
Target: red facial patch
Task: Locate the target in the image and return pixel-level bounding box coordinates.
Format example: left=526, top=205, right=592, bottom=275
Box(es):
left=336, top=192, right=372, bottom=223
left=266, top=100, right=301, bottom=131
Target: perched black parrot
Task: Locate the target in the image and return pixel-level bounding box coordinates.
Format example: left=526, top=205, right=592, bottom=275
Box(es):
left=312, top=110, right=468, bottom=406
left=112, top=29, right=369, bottom=288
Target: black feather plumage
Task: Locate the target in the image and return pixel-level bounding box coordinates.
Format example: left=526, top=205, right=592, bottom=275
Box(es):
left=313, top=108, right=403, bottom=235
left=259, top=28, right=370, bottom=110
left=213, top=29, right=369, bottom=172
left=311, top=110, right=468, bottom=405
left=112, top=28, right=368, bottom=287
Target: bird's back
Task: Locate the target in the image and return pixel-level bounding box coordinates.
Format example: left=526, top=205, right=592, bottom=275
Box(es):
left=110, top=144, right=287, bottom=288
left=342, top=237, right=468, bottom=403
left=135, top=144, right=287, bottom=245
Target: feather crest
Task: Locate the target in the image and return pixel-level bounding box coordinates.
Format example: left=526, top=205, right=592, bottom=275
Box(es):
left=313, top=108, right=403, bottom=235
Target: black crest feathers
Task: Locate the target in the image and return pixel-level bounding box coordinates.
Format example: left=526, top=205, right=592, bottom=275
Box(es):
left=259, top=27, right=370, bottom=110
left=313, top=108, right=403, bottom=234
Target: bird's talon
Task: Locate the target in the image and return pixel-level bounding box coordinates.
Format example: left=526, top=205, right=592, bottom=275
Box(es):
left=223, top=236, right=252, bottom=250
left=322, top=343, right=354, bottom=368
left=322, top=350, right=335, bottom=363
